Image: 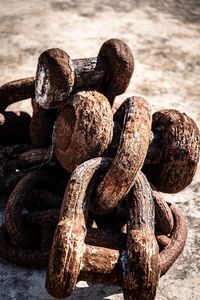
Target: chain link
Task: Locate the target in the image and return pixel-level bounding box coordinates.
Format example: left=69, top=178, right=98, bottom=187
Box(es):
left=0, top=38, right=198, bottom=299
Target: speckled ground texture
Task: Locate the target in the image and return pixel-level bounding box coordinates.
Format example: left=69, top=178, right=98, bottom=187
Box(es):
left=0, top=0, right=200, bottom=299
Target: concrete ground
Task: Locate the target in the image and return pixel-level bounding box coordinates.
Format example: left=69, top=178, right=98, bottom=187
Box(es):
left=0, top=0, right=200, bottom=299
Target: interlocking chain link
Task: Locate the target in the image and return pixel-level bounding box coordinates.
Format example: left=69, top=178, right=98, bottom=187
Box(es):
left=0, top=38, right=198, bottom=300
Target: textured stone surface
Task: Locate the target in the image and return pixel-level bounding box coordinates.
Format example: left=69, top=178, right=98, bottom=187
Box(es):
left=0, top=0, right=200, bottom=299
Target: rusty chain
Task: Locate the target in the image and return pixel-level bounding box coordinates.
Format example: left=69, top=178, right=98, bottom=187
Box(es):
left=0, top=38, right=199, bottom=300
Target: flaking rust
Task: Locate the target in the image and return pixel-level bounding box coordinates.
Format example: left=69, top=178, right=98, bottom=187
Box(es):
left=35, top=48, right=75, bottom=109
left=143, top=109, right=200, bottom=193
left=54, top=90, right=113, bottom=173
left=34, top=39, right=134, bottom=109
left=46, top=157, right=112, bottom=298
left=124, top=172, right=160, bottom=300
left=91, top=96, right=152, bottom=215
left=0, top=38, right=198, bottom=300
left=110, top=108, right=200, bottom=193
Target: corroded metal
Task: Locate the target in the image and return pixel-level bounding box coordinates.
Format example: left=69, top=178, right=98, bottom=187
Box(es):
left=91, top=96, right=151, bottom=215
left=0, top=38, right=196, bottom=300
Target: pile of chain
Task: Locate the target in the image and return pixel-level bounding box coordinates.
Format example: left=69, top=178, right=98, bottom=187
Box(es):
left=0, top=39, right=199, bottom=300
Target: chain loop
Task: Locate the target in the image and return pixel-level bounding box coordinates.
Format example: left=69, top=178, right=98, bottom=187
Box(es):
left=0, top=38, right=196, bottom=299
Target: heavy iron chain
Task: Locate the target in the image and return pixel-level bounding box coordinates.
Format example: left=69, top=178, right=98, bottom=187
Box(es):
left=0, top=38, right=199, bottom=300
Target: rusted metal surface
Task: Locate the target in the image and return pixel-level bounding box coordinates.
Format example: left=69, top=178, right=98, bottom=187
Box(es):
left=91, top=96, right=151, bottom=215
left=110, top=109, right=200, bottom=194
left=4, top=171, right=57, bottom=247
left=35, top=39, right=134, bottom=108
left=151, top=186, right=174, bottom=234
left=0, top=38, right=197, bottom=300
left=0, top=148, right=52, bottom=192
left=54, top=90, right=113, bottom=173
left=160, top=204, right=188, bottom=275
left=0, top=198, right=188, bottom=292
left=97, top=38, right=134, bottom=105
left=30, top=100, right=57, bottom=147
left=0, top=39, right=134, bottom=109
left=35, top=48, right=75, bottom=109
left=0, top=77, right=35, bottom=110
left=46, top=157, right=111, bottom=298
left=143, top=109, right=200, bottom=193
left=124, top=172, right=160, bottom=300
